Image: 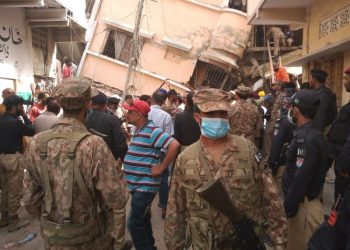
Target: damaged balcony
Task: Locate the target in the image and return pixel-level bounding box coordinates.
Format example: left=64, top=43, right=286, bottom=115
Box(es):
left=78, top=0, right=252, bottom=94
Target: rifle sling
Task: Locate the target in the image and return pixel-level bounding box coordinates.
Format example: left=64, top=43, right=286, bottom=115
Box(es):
left=197, top=149, right=240, bottom=221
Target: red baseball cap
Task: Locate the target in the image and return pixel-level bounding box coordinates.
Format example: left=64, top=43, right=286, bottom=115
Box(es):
left=344, top=67, right=350, bottom=75
left=122, top=100, right=150, bottom=115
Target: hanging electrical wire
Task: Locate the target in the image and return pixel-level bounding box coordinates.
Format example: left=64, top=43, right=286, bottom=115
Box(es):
left=121, top=0, right=145, bottom=100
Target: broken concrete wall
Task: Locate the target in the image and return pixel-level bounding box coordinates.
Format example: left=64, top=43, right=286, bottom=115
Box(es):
left=81, top=0, right=252, bottom=94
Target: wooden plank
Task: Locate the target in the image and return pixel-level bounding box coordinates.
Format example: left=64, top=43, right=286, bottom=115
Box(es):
left=267, top=39, right=275, bottom=83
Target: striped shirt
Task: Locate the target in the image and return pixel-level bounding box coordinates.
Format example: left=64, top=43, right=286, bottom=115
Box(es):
left=123, top=120, right=173, bottom=193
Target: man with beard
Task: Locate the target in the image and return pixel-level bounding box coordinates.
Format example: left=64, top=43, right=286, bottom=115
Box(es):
left=282, top=89, right=328, bottom=250
left=327, top=67, right=350, bottom=198
left=309, top=69, right=337, bottom=132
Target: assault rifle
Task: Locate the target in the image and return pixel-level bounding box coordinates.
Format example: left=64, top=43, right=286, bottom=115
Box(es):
left=197, top=179, right=266, bottom=250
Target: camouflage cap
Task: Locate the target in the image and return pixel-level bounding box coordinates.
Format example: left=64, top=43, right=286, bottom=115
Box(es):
left=53, top=77, right=98, bottom=110
left=193, top=88, right=231, bottom=112
left=235, top=85, right=252, bottom=97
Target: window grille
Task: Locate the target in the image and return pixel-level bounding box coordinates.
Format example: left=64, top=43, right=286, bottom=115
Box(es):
left=204, top=64, right=237, bottom=91
left=32, top=28, right=47, bottom=49
left=102, top=30, right=141, bottom=64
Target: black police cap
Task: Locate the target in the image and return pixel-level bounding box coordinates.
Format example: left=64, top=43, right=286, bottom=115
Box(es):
left=311, top=69, right=328, bottom=82
left=291, top=89, right=320, bottom=108
left=92, top=91, right=107, bottom=104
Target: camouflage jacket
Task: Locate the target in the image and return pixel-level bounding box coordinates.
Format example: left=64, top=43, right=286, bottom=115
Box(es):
left=164, top=134, right=287, bottom=250
left=269, top=92, right=287, bottom=131
left=23, top=117, right=129, bottom=250
left=229, top=99, right=264, bottom=143
left=163, top=101, right=179, bottom=120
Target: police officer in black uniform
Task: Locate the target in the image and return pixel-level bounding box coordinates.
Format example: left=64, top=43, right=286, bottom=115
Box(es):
left=308, top=183, right=350, bottom=250
left=282, top=89, right=329, bottom=250
left=327, top=67, right=350, bottom=198
left=309, top=69, right=338, bottom=132
left=268, top=83, right=296, bottom=193
left=85, top=91, right=128, bottom=161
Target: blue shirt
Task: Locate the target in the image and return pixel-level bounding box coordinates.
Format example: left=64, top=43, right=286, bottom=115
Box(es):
left=123, top=120, right=173, bottom=193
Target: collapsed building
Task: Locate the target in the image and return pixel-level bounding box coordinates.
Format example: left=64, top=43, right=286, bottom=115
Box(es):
left=77, top=0, right=255, bottom=94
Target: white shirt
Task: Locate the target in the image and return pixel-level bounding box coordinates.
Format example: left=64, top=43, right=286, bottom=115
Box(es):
left=34, top=111, right=59, bottom=133
left=148, top=105, right=174, bottom=136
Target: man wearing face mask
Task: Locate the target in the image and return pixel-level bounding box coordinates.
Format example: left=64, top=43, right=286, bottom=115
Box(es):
left=282, top=89, right=328, bottom=250
left=267, top=83, right=297, bottom=194
left=165, top=88, right=287, bottom=250
left=0, top=95, right=35, bottom=232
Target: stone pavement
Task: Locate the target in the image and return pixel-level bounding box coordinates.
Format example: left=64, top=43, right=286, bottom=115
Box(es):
left=0, top=181, right=335, bottom=250
left=0, top=194, right=166, bottom=250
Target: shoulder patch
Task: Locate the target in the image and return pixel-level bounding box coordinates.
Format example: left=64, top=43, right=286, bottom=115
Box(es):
left=255, top=150, right=264, bottom=163
left=296, top=157, right=304, bottom=168
left=297, top=148, right=306, bottom=157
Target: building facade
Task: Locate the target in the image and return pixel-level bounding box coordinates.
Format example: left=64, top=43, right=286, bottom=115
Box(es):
left=249, top=0, right=350, bottom=106
left=0, top=0, right=94, bottom=103
left=78, top=0, right=252, bottom=95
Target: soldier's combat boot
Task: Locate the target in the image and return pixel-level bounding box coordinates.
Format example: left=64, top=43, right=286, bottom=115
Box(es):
left=0, top=211, right=9, bottom=228
left=8, top=215, right=30, bottom=233
left=121, top=240, right=133, bottom=250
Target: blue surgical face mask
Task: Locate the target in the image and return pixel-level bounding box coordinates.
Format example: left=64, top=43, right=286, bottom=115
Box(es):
left=200, top=117, right=230, bottom=139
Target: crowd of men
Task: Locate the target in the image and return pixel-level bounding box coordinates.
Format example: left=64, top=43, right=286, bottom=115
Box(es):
left=0, top=66, right=349, bottom=249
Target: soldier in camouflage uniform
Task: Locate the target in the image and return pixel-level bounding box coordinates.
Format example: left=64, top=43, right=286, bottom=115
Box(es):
left=23, top=77, right=130, bottom=250
left=164, top=88, right=287, bottom=250
left=229, top=85, right=264, bottom=146
left=264, top=82, right=287, bottom=156
left=163, top=89, right=179, bottom=119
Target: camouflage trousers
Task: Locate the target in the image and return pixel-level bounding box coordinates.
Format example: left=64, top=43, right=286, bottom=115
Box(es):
left=44, top=234, right=113, bottom=250
left=0, top=153, right=24, bottom=216
left=263, top=123, right=273, bottom=157
left=272, top=33, right=286, bottom=56
left=287, top=197, right=324, bottom=250
left=274, top=165, right=285, bottom=198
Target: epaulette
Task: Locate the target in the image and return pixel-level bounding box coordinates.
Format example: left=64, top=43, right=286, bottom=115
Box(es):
left=89, top=128, right=107, bottom=138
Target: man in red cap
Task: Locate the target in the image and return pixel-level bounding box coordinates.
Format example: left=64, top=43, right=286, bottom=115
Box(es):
left=122, top=99, right=180, bottom=250
left=327, top=67, right=350, bottom=199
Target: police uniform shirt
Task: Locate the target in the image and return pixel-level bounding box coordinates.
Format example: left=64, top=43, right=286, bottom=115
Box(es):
left=282, top=121, right=328, bottom=218
left=327, top=101, right=350, bottom=159
left=336, top=131, right=350, bottom=174
left=0, top=113, right=35, bottom=154
left=85, top=109, right=128, bottom=161
left=313, top=85, right=337, bottom=131
left=268, top=113, right=295, bottom=173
